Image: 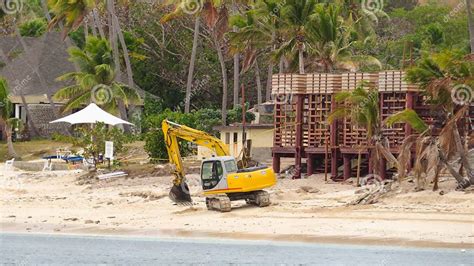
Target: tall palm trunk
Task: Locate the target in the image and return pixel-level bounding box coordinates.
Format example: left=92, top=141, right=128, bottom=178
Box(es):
left=41, top=0, right=72, bottom=136
left=255, top=62, right=263, bottom=105
left=265, top=63, right=273, bottom=102
left=232, top=0, right=239, bottom=107
left=93, top=8, right=106, bottom=39
left=467, top=0, right=474, bottom=53
left=5, top=123, right=18, bottom=158
left=214, top=36, right=228, bottom=125
left=185, top=17, right=200, bottom=113
left=298, top=46, right=305, bottom=74
left=266, top=30, right=276, bottom=102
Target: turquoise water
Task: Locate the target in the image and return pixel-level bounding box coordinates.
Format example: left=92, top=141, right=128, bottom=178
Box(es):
left=0, top=233, right=472, bottom=265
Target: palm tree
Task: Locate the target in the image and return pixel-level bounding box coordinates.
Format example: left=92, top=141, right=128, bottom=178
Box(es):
left=309, top=4, right=381, bottom=72
left=276, top=0, right=319, bottom=74
left=47, top=0, right=95, bottom=37
left=386, top=107, right=471, bottom=191
left=54, top=36, right=140, bottom=114
left=386, top=50, right=473, bottom=190
left=48, top=0, right=136, bottom=90
left=466, top=0, right=474, bottom=52
left=329, top=84, right=397, bottom=179
left=161, top=0, right=230, bottom=124
left=0, top=77, right=22, bottom=158
left=160, top=0, right=204, bottom=114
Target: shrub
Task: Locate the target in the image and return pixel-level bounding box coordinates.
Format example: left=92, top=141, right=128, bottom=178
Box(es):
left=19, top=18, right=47, bottom=37
left=143, top=109, right=221, bottom=161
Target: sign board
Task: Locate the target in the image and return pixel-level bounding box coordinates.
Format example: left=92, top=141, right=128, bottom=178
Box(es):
left=105, top=141, right=114, bottom=159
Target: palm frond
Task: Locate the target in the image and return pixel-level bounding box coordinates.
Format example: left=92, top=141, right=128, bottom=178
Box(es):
left=385, top=109, right=428, bottom=134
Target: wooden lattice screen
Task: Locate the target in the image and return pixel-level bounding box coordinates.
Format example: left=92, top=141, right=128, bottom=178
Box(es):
left=272, top=74, right=305, bottom=148
left=274, top=100, right=297, bottom=147
left=340, top=73, right=378, bottom=148
left=381, top=92, right=407, bottom=148
left=305, top=74, right=341, bottom=148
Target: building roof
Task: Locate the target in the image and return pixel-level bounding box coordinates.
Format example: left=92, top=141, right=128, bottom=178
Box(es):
left=0, top=32, right=150, bottom=105
left=0, top=32, right=75, bottom=100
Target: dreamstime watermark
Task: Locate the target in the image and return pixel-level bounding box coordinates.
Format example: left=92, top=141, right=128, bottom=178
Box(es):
left=361, top=0, right=384, bottom=15
left=271, top=85, right=293, bottom=104
left=443, top=0, right=466, bottom=23
left=259, top=0, right=287, bottom=24
left=181, top=0, right=203, bottom=15
left=451, top=84, right=473, bottom=105
left=91, top=84, right=113, bottom=105
left=11, top=75, right=32, bottom=95
left=359, top=173, right=385, bottom=191
left=0, top=0, right=23, bottom=15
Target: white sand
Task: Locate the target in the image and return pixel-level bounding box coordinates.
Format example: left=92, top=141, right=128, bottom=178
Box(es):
left=1, top=163, right=473, bottom=248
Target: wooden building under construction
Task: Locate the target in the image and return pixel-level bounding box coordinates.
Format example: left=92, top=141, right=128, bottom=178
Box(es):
left=271, top=71, right=473, bottom=180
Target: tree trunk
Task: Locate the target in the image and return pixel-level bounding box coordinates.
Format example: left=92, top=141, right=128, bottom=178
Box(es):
left=113, top=14, right=134, bottom=87
left=93, top=8, right=106, bottom=39
left=266, top=30, right=276, bottom=102
left=6, top=124, right=18, bottom=158
left=279, top=57, right=284, bottom=74
left=232, top=0, right=239, bottom=107
left=41, top=0, right=72, bottom=136
left=255, top=62, right=263, bottom=105
left=84, top=18, right=89, bottom=38
left=466, top=0, right=474, bottom=53
left=298, top=46, right=305, bottom=74
left=185, top=17, right=200, bottom=113
left=107, top=0, right=130, bottom=132
left=439, top=148, right=471, bottom=188
left=452, top=122, right=474, bottom=183
left=214, top=36, right=228, bottom=125
left=90, top=12, right=97, bottom=37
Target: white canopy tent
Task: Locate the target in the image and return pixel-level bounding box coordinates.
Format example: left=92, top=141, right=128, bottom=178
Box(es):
left=50, top=103, right=134, bottom=126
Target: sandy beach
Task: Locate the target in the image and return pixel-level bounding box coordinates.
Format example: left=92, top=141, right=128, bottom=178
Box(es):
left=1, top=163, right=473, bottom=249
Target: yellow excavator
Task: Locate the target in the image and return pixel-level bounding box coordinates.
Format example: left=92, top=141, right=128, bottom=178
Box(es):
left=162, top=120, right=277, bottom=212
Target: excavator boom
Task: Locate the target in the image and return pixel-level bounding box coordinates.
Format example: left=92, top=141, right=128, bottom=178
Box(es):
left=162, top=120, right=230, bottom=203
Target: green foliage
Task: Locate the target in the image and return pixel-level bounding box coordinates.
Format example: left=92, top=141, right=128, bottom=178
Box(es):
left=227, top=103, right=256, bottom=125
left=385, top=108, right=428, bottom=134
left=19, top=18, right=47, bottom=37
left=406, top=49, right=474, bottom=110
left=329, top=83, right=380, bottom=139
left=0, top=77, right=14, bottom=121
left=143, top=108, right=222, bottom=161
left=73, top=122, right=131, bottom=164
left=375, top=4, right=470, bottom=68
left=54, top=36, right=141, bottom=114
left=143, top=110, right=196, bottom=161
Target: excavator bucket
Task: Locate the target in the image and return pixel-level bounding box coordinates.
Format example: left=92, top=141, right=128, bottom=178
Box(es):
left=169, top=182, right=192, bottom=204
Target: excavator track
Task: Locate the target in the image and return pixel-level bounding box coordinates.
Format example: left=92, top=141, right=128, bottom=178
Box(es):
left=205, top=195, right=232, bottom=212
left=245, top=190, right=271, bottom=207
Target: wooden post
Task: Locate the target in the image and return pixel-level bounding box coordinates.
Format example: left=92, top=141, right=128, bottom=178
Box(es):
left=330, top=95, right=338, bottom=179
left=273, top=153, right=280, bottom=173
left=324, top=137, right=329, bottom=182
left=343, top=154, right=351, bottom=180
left=307, top=154, right=313, bottom=176
left=356, top=148, right=362, bottom=187
left=293, top=95, right=304, bottom=179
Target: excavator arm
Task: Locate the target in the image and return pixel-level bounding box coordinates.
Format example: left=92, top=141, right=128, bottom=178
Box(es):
left=162, top=120, right=230, bottom=203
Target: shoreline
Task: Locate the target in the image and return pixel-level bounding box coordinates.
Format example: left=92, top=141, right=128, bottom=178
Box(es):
left=2, top=166, right=473, bottom=251
left=2, top=222, right=473, bottom=249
